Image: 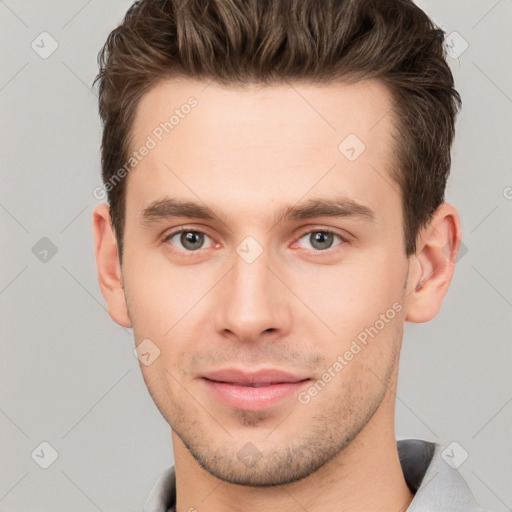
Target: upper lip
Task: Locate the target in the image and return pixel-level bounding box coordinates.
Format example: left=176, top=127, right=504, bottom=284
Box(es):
left=202, top=368, right=310, bottom=385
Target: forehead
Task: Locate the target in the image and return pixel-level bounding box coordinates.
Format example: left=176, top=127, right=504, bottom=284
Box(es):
left=132, top=77, right=396, bottom=152
left=127, top=77, right=400, bottom=226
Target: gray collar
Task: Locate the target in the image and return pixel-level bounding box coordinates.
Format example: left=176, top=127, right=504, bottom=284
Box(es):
left=398, top=439, right=486, bottom=511
left=142, top=439, right=486, bottom=512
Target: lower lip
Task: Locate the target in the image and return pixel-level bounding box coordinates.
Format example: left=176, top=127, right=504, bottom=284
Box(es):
left=202, top=378, right=311, bottom=412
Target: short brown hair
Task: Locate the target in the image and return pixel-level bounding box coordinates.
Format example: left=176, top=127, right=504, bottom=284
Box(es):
left=93, top=0, right=461, bottom=260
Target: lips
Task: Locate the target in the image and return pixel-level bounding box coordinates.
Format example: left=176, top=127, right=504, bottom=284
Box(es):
left=201, top=368, right=308, bottom=386
left=200, top=367, right=311, bottom=411
left=216, top=382, right=274, bottom=387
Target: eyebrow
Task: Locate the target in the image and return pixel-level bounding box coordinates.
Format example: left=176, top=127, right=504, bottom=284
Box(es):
left=140, top=196, right=376, bottom=227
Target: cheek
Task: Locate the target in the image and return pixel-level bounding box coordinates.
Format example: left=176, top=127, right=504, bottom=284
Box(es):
left=318, top=260, right=406, bottom=388
left=123, top=254, right=211, bottom=382
left=288, top=253, right=405, bottom=340
left=123, top=248, right=210, bottom=335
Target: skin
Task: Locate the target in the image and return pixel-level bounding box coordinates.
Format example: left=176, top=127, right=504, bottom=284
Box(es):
left=93, top=78, right=460, bottom=512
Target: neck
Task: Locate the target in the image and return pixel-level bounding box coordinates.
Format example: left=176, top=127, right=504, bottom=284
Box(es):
left=172, top=388, right=413, bottom=512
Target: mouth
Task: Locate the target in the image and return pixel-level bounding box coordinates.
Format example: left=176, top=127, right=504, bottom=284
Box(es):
left=200, top=368, right=312, bottom=411
left=202, top=367, right=309, bottom=385
left=204, top=381, right=287, bottom=387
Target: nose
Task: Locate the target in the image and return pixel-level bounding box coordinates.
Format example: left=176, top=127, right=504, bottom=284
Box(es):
left=213, top=244, right=291, bottom=343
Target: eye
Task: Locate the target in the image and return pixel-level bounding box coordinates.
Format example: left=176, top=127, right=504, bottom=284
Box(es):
left=163, top=227, right=346, bottom=254
left=164, top=229, right=215, bottom=252
left=296, top=229, right=345, bottom=251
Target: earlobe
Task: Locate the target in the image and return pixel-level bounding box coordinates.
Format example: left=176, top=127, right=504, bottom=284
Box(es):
left=92, top=203, right=132, bottom=328
left=405, top=203, right=461, bottom=323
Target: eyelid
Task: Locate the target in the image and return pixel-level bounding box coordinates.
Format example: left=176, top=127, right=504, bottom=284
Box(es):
left=294, top=226, right=350, bottom=241
left=163, top=225, right=212, bottom=240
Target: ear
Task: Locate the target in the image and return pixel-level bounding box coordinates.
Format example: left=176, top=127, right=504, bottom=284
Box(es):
left=92, top=203, right=132, bottom=328
left=405, top=203, right=461, bottom=323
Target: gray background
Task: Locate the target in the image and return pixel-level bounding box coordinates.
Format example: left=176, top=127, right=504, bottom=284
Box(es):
left=1, top=0, right=511, bottom=510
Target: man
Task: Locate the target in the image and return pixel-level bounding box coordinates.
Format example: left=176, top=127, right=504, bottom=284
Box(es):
left=92, top=0, right=487, bottom=510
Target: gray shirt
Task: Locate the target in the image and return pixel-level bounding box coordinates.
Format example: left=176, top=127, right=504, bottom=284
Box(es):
left=141, top=439, right=487, bottom=512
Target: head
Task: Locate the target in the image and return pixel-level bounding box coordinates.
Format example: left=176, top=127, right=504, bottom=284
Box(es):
left=93, top=0, right=462, bottom=486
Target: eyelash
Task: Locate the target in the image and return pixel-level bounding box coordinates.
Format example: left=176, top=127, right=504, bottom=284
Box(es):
left=162, top=227, right=347, bottom=255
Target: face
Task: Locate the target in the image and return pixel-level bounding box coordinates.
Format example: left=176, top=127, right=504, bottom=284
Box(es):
left=117, top=78, right=413, bottom=485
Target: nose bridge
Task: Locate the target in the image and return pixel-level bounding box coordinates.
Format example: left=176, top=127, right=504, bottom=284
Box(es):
left=214, top=241, right=289, bottom=341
